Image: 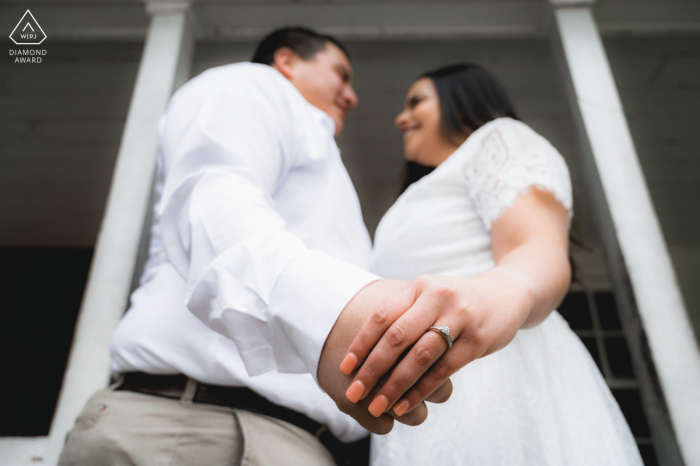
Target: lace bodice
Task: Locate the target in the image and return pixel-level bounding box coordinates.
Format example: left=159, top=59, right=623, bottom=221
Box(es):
left=371, top=118, right=573, bottom=281
left=464, top=119, right=572, bottom=230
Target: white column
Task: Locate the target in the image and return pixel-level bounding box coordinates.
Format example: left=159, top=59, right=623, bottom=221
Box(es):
left=37, top=3, right=195, bottom=465
left=549, top=2, right=700, bottom=465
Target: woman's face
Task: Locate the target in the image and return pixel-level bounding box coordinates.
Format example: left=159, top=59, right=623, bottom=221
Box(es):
left=395, top=78, right=466, bottom=167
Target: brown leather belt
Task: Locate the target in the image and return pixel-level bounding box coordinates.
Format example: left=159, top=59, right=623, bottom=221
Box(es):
left=116, top=372, right=369, bottom=466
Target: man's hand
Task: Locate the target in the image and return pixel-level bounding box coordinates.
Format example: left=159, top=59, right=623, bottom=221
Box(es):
left=317, top=279, right=452, bottom=434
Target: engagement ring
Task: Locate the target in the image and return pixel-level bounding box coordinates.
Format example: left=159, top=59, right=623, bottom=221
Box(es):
left=429, top=325, right=453, bottom=349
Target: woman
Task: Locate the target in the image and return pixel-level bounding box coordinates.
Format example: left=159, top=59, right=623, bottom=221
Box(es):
left=340, top=65, right=643, bottom=465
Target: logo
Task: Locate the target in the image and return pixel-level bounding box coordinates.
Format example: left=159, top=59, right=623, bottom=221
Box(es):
left=10, top=10, right=47, bottom=45
left=9, top=10, right=47, bottom=63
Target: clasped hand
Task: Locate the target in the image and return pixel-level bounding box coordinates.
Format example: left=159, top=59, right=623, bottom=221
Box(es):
left=340, top=273, right=532, bottom=420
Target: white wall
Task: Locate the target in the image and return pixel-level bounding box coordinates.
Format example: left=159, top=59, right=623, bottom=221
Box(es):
left=0, top=42, right=143, bottom=247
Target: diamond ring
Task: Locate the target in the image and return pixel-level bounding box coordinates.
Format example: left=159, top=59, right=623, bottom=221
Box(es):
left=428, top=325, right=453, bottom=349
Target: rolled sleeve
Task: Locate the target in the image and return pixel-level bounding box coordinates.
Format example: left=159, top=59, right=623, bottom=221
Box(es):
left=267, top=251, right=379, bottom=380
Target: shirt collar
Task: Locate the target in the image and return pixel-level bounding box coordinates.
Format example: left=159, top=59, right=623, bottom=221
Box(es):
left=264, top=64, right=337, bottom=136
left=304, top=101, right=336, bottom=136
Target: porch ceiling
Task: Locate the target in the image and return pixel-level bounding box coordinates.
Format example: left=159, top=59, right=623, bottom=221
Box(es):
left=1, top=0, right=699, bottom=41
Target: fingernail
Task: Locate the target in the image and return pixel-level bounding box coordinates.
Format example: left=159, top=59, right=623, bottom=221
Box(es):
left=393, top=400, right=409, bottom=417
left=368, top=396, right=389, bottom=417
left=340, top=353, right=358, bottom=375
left=345, top=380, right=365, bottom=403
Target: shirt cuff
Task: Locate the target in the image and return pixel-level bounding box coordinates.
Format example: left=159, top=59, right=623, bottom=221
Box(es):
left=268, top=250, right=381, bottom=383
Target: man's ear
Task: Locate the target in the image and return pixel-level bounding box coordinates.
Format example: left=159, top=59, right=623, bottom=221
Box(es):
left=272, top=47, right=298, bottom=80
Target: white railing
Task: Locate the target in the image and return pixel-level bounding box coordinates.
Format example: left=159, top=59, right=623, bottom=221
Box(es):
left=549, top=2, right=700, bottom=464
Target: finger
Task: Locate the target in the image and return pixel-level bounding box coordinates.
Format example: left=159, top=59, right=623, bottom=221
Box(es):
left=424, top=377, right=452, bottom=404
left=388, top=400, right=428, bottom=426
left=348, top=294, right=441, bottom=404
left=340, top=282, right=417, bottom=376
left=396, top=339, right=479, bottom=415
left=354, top=411, right=395, bottom=435
left=366, top=330, right=449, bottom=416
left=345, top=371, right=397, bottom=434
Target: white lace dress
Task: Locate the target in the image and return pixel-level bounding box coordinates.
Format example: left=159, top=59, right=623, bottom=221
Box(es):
left=369, top=118, right=643, bottom=466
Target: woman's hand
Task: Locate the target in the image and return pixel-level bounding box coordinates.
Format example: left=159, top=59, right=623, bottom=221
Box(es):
left=339, top=272, right=533, bottom=417
left=339, top=188, right=571, bottom=418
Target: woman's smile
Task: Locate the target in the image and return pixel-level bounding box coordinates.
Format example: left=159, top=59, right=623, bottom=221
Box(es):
left=395, top=77, right=465, bottom=167
left=402, top=126, right=420, bottom=142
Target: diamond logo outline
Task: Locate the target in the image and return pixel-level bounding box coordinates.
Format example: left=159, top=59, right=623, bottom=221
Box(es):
left=10, top=10, right=47, bottom=45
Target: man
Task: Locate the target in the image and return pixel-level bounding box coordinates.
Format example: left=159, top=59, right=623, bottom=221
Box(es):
left=58, top=28, right=449, bottom=466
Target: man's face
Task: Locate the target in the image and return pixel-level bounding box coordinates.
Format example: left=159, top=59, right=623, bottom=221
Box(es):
left=275, top=43, right=358, bottom=136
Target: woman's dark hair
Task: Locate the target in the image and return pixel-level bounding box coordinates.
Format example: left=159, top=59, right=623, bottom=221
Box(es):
left=251, top=27, right=350, bottom=66
left=400, top=64, right=519, bottom=192
left=424, top=64, right=519, bottom=146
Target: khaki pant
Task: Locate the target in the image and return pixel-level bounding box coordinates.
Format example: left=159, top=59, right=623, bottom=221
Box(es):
left=58, top=380, right=336, bottom=466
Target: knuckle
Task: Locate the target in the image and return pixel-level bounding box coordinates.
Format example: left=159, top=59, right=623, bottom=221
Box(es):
left=460, top=326, right=477, bottom=342
left=414, top=275, right=429, bottom=287
left=362, top=361, right=380, bottom=379
left=430, top=361, right=450, bottom=380
left=435, top=284, right=451, bottom=295
left=459, top=300, right=479, bottom=326
left=457, top=298, right=472, bottom=317
left=463, top=326, right=485, bottom=350
left=472, top=330, right=486, bottom=349
left=458, top=311, right=482, bottom=343
left=413, top=345, right=433, bottom=368
left=430, top=282, right=456, bottom=300
left=385, top=326, right=407, bottom=348
left=370, top=307, right=389, bottom=326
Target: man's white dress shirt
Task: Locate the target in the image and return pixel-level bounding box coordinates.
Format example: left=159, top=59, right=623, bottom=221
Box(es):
left=110, top=63, right=379, bottom=441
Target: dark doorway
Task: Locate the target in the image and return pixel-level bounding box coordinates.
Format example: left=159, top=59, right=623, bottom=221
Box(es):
left=0, top=248, right=92, bottom=436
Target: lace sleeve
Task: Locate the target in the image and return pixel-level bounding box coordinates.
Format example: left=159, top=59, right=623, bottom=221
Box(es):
left=463, top=121, right=573, bottom=231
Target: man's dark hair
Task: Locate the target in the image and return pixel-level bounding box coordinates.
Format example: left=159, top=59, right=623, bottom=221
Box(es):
left=251, top=27, right=350, bottom=65
left=423, top=63, right=519, bottom=146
